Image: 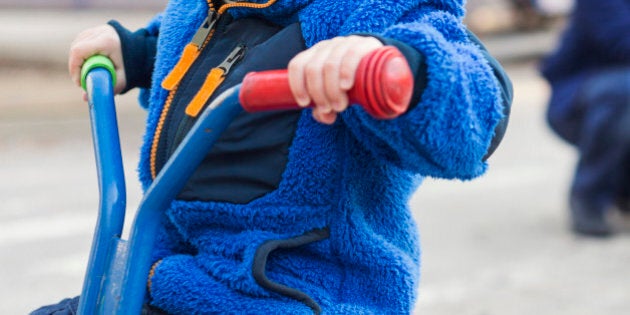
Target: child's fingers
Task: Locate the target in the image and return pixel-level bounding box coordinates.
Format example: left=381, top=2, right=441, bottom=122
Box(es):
left=69, top=28, right=102, bottom=85
left=288, top=39, right=341, bottom=109
left=338, top=36, right=384, bottom=91
left=288, top=35, right=385, bottom=124
left=68, top=42, right=103, bottom=87
left=287, top=49, right=315, bottom=107
left=322, top=39, right=352, bottom=112
left=303, top=44, right=336, bottom=113
left=313, top=107, right=338, bottom=125
left=68, top=44, right=88, bottom=87
left=68, top=25, right=124, bottom=91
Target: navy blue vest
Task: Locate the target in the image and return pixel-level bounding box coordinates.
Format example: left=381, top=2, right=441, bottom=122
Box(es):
left=156, top=17, right=305, bottom=203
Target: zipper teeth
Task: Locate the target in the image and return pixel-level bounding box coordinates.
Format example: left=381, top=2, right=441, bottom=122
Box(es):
left=150, top=0, right=216, bottom=179
left=150, top=0, right=277, bottom=179
left=150, top=89, right=176, bottom=179
left=202, top=29, right=216, bottom=48
left=203, top=0, right=217, bottom=49
left=218, top=0, right=278, bottom=14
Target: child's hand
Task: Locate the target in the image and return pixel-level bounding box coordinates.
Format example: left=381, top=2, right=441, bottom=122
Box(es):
left=68, top=24, right=126, bottom=101
left=287, top=35, right=384, bottom=124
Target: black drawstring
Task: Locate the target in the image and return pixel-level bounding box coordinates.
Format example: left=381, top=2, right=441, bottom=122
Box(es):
left=252, top=227, right=330, bottom=315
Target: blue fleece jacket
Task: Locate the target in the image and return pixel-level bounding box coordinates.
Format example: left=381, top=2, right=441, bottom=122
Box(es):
left=136, top=0, right=505, bottom=314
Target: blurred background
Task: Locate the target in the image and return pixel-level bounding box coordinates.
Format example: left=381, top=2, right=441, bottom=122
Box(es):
left=1, top=0, right=629, bottom=314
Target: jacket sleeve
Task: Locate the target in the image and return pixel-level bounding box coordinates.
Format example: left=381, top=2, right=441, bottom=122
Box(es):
left=340, top=7, right=506, bottom=180
left=370, top=30, right=512, bottom=161
left=108, top=14, right=162, bottom=107
left=108, top=20, right=158, bottom=92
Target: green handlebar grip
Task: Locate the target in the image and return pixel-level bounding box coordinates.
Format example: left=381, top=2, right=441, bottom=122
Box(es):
left=81, top=55, right=117, bottom=91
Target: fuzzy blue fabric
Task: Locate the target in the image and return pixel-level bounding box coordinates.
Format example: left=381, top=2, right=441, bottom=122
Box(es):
left=136, top=0, right=504, bottom=314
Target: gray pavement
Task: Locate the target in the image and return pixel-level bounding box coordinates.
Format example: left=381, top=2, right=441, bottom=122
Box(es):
left=1, top=6, right=629, bottom=315
left=0, top=8, right=158, bottom=68
left=0, top=6, right=560, bottom=69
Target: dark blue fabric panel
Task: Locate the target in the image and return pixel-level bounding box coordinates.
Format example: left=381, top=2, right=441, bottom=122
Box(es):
left=161, top=18, right=306, bottom=204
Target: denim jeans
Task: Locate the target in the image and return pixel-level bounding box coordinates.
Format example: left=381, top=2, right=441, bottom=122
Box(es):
left=549, top=67, right=630, bottom=212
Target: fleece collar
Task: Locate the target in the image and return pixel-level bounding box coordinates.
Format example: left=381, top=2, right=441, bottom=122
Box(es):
left=229, top=0, right=466, bottom=46
left=230, top=0, right=418, bottom=45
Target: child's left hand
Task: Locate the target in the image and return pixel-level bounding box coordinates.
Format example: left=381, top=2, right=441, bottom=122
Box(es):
left=287, top=35, right=383, bottom=124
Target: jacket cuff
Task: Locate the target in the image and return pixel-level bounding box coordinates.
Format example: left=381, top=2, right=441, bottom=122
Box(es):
left=354, top=33, right=428, bottom=109
left=108, top=20, right=157, bottom=93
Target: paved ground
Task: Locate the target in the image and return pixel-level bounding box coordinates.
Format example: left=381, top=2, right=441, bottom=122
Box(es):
left=411, top=63, right=630, bottom=315
left=1, top=5, right=629, bottom=315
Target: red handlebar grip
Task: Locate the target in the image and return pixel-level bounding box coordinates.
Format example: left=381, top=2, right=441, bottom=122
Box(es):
left=239, top=46, right=413, bottom=119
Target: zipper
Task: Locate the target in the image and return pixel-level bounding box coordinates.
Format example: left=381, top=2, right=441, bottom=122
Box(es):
left=218, top=0, right=279, bottom=13
left=150, top=0, right=279, bottom=179
left=161, top=10, right=219, bottom=91
left=217, top=44, right=246, bottom=76
left=150, top=4, right=220, bottom=179
left=191, top=10, right=219, bottom=49
left=170, top=44, right=246, bottom=154
left=161, top=0, right=278, bottom=92
left=184, top=44, right=246, bottom=117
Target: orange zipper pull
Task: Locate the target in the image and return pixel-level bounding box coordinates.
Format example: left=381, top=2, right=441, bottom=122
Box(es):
left=185, top=45, right=245, bottom=117
left=161, top=11, right=219, bottom=91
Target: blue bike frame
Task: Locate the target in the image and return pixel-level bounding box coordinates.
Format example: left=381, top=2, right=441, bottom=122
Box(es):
left=78, top=67, right=127, bottom=315
left=79, top=63, right=244, bottom=314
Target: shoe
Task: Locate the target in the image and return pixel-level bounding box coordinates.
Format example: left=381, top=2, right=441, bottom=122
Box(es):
left=569, top=196, right=613, bottom=237
left=615, top=196, right=630, bottom=214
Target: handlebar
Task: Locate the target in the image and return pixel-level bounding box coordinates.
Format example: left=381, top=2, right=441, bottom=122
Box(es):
left=239, top=46, right=413, bottom=119
left=80, top=46, right=413, bottom=119
left=81, top=55, right=117, bottom=91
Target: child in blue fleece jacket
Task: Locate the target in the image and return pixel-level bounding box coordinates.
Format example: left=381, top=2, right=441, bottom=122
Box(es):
left=34, top=0, right=512, bottom=314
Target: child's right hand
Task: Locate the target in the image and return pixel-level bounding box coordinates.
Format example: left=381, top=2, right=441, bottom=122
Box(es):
left=68, top=24, right=126, bottom=100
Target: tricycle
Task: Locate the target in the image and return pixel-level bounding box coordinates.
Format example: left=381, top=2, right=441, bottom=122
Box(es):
left=77, top=46, right=412, bottom=314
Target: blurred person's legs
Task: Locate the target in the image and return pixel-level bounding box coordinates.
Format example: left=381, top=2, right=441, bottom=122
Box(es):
left=568, top=67, right=630, bottom=236
left=614, top=107, right=630, bottom=214
left=616, top=156, right=630, bottom=213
